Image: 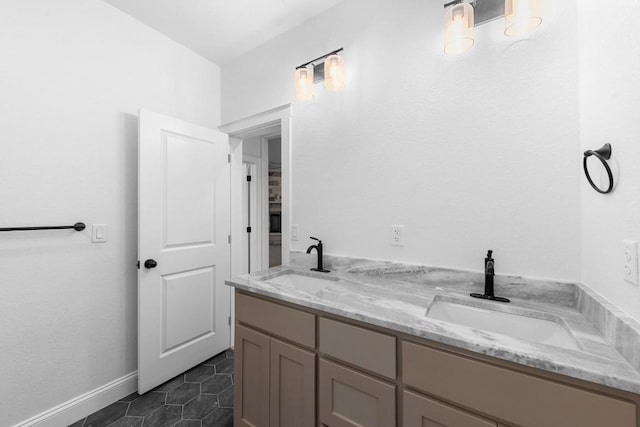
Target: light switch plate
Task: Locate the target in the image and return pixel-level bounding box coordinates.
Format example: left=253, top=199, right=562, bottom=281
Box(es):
left=291, top=224, right=299, bottom=241
left=92, top=224, right=107, bottom=243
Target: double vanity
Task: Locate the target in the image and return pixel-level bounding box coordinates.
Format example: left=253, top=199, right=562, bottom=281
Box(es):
left=226, top=254, right=640, bottom=426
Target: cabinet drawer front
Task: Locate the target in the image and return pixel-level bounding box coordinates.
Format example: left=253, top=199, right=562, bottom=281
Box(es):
left=319, top=358, right=396, bottom=427
left=404, top=390, right=496, bottom=427
left=319, top=317, right=396, bottom=379
left=236, top=292, right=315, bottom=348
left=403, top=341, right=637, bottom=427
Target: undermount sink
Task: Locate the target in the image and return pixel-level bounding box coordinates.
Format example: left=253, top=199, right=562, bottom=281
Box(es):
left=266, top=272, right=337, bottom=293
left=426, top=297, right=581, bottom=351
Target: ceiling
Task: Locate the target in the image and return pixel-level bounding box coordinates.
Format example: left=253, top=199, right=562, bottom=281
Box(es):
left=103, top=0, right=346, bottom=65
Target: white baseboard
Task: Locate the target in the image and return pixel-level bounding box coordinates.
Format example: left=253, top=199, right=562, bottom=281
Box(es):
left=12, top=371, right=138, bottom=427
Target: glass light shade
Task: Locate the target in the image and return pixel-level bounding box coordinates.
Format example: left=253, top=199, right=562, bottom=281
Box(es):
left=444, top=3, right=475, bottom=55
left=505, top=0, right=542, bottom=37
left=294, top=67, right=314, bottom=101
left=324, top=54, right=345, bottom=92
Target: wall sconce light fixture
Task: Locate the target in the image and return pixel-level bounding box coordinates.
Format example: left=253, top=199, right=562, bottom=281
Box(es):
left=294, top=67, right=314, bottom=101
left=444, top=2, right=475, bottom=55
left=505, top=0, right=543, bottom=37
left=294, top=48, right=345, bottom=101
left=444, top=0, right=542, bottom=54
left=324, top=54, right=346, bottom=92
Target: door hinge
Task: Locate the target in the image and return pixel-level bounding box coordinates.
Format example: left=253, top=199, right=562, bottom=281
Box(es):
left=247, top=226, right=252, bottom=233
left=228, top=316, right=231, bottom=326
left=228, top=154, right=231, bottom=163
left=246, top=175, right=252, bottom=182
left=228, top=234, right=231, bottom=244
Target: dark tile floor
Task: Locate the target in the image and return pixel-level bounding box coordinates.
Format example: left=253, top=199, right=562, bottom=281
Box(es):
left=69, top=349, right=234, bottom=427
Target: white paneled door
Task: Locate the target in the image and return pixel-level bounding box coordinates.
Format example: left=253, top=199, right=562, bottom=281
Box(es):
left=138, top=109, right=231, bottom=393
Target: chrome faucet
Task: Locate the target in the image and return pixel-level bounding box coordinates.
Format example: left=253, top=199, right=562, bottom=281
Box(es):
left=306, top=237, right=330, bottom=273
left=470, top=250, right=510, bottom=303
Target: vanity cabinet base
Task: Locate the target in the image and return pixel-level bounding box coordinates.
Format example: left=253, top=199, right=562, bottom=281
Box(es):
left=234, top=290, right=640, bottom=427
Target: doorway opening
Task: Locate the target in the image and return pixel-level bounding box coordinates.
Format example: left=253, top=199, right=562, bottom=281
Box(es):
left=219, top=104, right=292, bottom=276
left=241, top=134, right=282, bottom=274
left=220, top=104, right=292, bottom=344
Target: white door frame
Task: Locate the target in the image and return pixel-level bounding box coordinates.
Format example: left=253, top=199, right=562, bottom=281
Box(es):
left=219, top=104, right=292, bottom=343
left=242, top=154, right=265, bottom=273
left=258, top=137, right=270, bottom=271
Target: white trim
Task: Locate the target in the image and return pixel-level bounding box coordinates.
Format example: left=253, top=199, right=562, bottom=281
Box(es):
left=260, top=137, right=270, bottom=271
left=221, top=104, right=292, bottom=277
left=280, top=112, right=292, bottom=266
left=12, top=372, right=137, bottom=427
left=222, top=105, right=292, bottom=350
left=242, top=155, right=264, bottom=273
left=219, top=104, right=291, bottom=136
left=228, top=135, right=243, bottom=348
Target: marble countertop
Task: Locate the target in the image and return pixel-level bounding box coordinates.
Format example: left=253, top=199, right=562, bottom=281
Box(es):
left=225, top=254, right=640, bottom=394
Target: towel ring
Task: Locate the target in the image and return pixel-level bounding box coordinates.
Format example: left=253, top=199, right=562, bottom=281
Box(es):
left=583, top=143, right=613, bottom=194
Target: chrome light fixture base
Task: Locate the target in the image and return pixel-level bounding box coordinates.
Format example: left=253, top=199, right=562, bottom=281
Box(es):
left=444, top=0, right=505, bottom=25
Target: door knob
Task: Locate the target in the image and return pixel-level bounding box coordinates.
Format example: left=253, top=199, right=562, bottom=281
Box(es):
left=144, top=259, right=158, bottom=269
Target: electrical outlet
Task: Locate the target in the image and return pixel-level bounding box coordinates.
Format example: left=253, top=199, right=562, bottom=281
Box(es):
left=391, top=225, right=404, bottom=246
left=624, top=240, right=639, bottom=286
left=291, top=224, right=299, bottom=241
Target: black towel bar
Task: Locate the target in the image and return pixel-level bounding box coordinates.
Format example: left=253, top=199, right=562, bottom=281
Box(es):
left=0, top=222, right=86, bottom=232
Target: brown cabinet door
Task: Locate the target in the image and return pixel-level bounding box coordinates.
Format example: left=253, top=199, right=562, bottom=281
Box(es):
left=270, top=339, right=316, bottom=427
left=235, top=324, right=270, bottom=427
left=319, top=358, right=395, bottom=427
left=403, top=390, right=497, bottom=427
